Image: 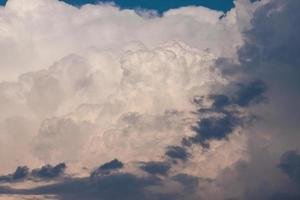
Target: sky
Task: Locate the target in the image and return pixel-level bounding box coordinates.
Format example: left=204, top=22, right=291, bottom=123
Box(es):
left=0, top=0, right=300, bottom=200
left=0, top=0, right=235, bottom=13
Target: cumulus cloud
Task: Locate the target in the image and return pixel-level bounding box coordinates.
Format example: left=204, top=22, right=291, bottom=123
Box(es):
left=0, top=0, right=247, bottom=81
left=0, top=0, right=259, bottom=176
left=0, top=0, right=299, bottom=199
left=0, top=39, right=229, bottom=173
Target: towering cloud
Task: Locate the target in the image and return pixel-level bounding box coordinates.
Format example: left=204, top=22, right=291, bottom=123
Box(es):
left=0, top=0, right=299, bottom=199
left=0, top=0, right=247, bottom=81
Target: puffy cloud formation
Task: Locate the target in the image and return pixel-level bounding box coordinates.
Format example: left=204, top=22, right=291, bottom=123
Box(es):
left=0, top=37, right=228, bottom=173
left=0, top=0, right=248, bottom=81
left=0, top=39, right=231, bottom=173
left=0, top=0, right=300, bottom=199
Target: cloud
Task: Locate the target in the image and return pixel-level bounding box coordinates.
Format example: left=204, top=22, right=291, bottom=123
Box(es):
left=210, top=94, right=231, bottom=109
left=171, top=173, right=199, bottom=190
left=0, top=0, right=246, bottom=81
left=0, top=0, right=300, bottom=199
left=265, top=150, right=300, bottom=200
left=0, top=172, right=197, bottom=200
left=0, top=162, right=200, bottom=200
left=91, top=159, right=124, bottom=176
left=0, top=39, right=228, bottom=172
left=192, top=0, right=300, bottom=199
left=239, top=0, right=300, bottom=68
left=10, top=166, right=29, bottom=180
left=0, top=163, right=66, bottom=183
left=278, top=151, right=300, bottom=185
left=269, top=193, right=300, bottom=200
left=0, top=0, right=259, bottom=176
left=232, top=80, right=267, bottom=107
left=31, top=163, right=66, bottom=179
left=0, top=166, right=29, bottom=182
left=140, top=161, right=171, bottom=176
left=190, top=113, right=240, bottom=146
left=165, top=146, right=189, bottom=161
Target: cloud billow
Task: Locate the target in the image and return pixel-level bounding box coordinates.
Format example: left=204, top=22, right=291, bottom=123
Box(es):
left=91, top=159, right=124, bottom=176
left=0, top=0, right=299, bottom=199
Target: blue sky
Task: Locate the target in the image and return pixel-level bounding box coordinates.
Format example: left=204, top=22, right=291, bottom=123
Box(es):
left=0, top=0, right=235, bottom=13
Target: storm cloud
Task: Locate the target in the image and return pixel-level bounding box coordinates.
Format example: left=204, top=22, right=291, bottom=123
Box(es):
left=0, top=0, right=299, bottom=199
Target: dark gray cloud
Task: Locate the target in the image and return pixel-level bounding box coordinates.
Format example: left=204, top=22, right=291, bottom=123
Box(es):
left=278, top=151, right=300, bottom=185
left=91, top=159, right=124, bottom=177
left=239, top=0, right=300, bottom=68
left=165, top=146, right=189, bottom=161
left=11, top=166, right=29, bottom=180
left=0, top=166, right=29, bottom=182
left=210, top=80, right=266, bottom=109
left=211, top=144, right=300, bottom=200
left=0, top=163, right=66, bottom=183
left=0, top=175, right=11, bottom=182
left=171, top=173, right=199, bottom=191
left=210, top=94, right=231, bottom=109
left=269, top=193, right=300, bottom=200
left=181, top=79, right=266, bottom=149
left=188, top=111, right=240, bottom=148
left=232, top=80, right=267, bottom=107
left=206, top=0, right=300, bottom=199
left=0, top=172, right=198, bottom=200
left=32, top=163, right=66, bottom=179
left=140, top=161, right=171, bottom=176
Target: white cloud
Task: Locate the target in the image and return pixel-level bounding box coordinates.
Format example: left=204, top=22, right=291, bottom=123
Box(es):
left=0, top=0, right=250, bottom=81
left=0, top=39, right=229, bottom=173
left=0, top=0, right=265, bottom=196
left=5, top=1, right=300, bottom=200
